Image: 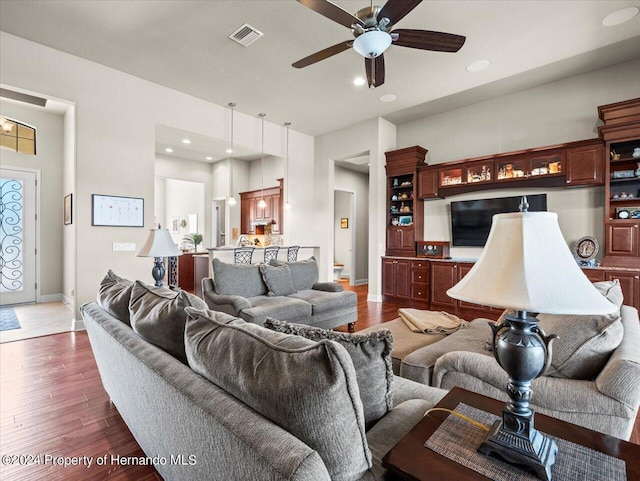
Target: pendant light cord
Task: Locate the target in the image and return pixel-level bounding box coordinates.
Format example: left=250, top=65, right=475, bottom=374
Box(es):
left=259, top=113, right=266, bottom=202
left=285, top=122, right=291, bottom=206
left=228, top=102, right=236, bottom=201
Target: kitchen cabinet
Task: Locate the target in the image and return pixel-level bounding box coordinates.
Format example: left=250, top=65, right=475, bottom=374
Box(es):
left=240, top=179, right=283, bottom=235
left=411, top=260, right=430, bottom=303
left=605, top=270, right=640, bottom=310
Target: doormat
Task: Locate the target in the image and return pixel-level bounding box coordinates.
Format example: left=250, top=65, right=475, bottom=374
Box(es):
left=0, top=306, right=21, bottom=331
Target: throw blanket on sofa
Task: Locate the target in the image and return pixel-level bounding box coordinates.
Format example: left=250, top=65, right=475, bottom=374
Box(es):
left=398, top=308, right=469, bottom=334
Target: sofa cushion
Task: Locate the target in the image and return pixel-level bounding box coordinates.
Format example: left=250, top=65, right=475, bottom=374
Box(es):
left=97, top=270, right=133, bottom=325
left=184, top=308, right=372, bottom=481
left=260, top=264, right=296, bottom=297
left=129, top=281, right=208, bottom=363
left=213, top=258, right=267, bottom=298
left=271, top=256, right=319, bottom=291
left=240, top=296, right=312, bottom=325
left=264, top=319, right=393, bottom=429
left=288, top=289, right=357, bottom=314
left=536, top=279, right=624, bottom=380
left=399, top=318, right=493, bottom=385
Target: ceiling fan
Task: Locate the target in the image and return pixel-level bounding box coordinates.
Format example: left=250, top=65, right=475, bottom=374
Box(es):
left=292, top=0, right=466, bottom=88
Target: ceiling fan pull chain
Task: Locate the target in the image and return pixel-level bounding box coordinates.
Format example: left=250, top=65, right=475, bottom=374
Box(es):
left=371, top=57, right=375, bottom=87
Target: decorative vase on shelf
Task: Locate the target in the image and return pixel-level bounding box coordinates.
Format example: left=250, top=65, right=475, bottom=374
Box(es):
left=636, top=162, right=640, bottom=177
left=633, top=147, right=640, bottom=159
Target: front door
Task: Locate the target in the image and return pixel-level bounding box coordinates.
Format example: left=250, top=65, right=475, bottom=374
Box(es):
left=0, top=168, right=37, bottom=305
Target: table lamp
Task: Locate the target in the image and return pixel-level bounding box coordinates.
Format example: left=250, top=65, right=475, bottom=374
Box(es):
left=137, top=228, right=182, bottom=286
left=447, top=197, right=617, bottom=481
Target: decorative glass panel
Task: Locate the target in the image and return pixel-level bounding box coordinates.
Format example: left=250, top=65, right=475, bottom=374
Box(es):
left=0, top=178, right=24, bottom=292
left=0, top=117, right=36, bottom=155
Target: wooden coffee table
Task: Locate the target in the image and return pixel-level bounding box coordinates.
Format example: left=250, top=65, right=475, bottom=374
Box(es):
left=382, top=387, right=640, bottom=480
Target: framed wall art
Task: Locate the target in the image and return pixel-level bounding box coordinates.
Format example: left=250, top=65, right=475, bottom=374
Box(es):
left=92, top=194, right=144, bottom=227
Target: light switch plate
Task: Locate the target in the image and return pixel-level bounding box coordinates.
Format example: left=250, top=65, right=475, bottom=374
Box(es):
left=113, top=242, right=136, bottom=252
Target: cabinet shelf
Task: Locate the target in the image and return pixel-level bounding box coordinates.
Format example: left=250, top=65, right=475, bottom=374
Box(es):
left=610, top=177, right=639, bottom=183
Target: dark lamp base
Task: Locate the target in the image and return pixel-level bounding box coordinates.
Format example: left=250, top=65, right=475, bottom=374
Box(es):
left=479, top=416, right=558, bottom=481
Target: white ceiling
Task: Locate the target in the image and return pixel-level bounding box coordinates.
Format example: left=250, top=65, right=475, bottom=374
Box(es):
left=1, top=1, right=640, bottom=150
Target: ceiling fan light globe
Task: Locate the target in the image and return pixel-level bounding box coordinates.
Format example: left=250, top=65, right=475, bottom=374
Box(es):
left=353, top=31, right=391, bottom=58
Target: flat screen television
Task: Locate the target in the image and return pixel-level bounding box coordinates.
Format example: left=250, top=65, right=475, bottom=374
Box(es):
left=450, top=194, right=547, bottom=247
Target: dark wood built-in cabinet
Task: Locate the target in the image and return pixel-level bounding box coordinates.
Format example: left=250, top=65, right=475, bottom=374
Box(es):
left=598, top=98, right=640, bottom=269
left=385, top=146, right=426, bottom=256
left=383, top=257, right=640, bottom=313
left=416, top=138, right=604, bottom=199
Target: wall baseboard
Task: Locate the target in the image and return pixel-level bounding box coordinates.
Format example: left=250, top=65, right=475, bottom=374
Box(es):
left=71, top=318, right=85, bottom=331
left=354, top=278, right=368, bottom=286
left=367, top=293, right=382, bottom=303
left=61, top=294, right=74, bottom=309
left=39, top=293, right=62, bottom=303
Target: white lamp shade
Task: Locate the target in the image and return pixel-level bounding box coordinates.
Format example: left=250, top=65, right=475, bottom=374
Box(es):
left=353, top=31, right=392, bottom=58
left=137, top=228, right=182, bottom=258
left=447, top=212, right=617, bottom=315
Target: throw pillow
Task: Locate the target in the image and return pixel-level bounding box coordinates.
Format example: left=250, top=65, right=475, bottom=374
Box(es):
left=129, top=281, right=208, bottom=363
left=184, top=307, right=372, bottom=481
left=212, top=257, right=267, bottom=298
left=537, top=279, right=624, bottom=380
left=97, top=270, right=134, bottom=325
left=264, top=318, right=393, bottom=429
left=259, top=264, right=296, bottom=297
left=271, top=256, right=319, bottom=291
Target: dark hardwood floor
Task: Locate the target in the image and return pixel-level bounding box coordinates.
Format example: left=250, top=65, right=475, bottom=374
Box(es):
left=0, top=284, right=637, bottom=481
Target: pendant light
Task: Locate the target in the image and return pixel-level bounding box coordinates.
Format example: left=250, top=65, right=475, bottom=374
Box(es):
left=227, top=102, right=237, bottom=206
left=257, top=113, right=267, bottom=210
left=284, top=122, right=292, bottom=210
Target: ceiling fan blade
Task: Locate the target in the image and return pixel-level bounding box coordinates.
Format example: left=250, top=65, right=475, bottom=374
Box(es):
left=297, top=0, right=364, bottom=28
left=377, top=0, right=422, bottom=26
left=292, top=40, right=353, bottom=68
left=365, top=55, right=385, bottom=88
left=392, top=29, right=466, bottom=52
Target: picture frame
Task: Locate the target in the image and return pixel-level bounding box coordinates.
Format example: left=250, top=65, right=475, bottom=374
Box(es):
left=63, top=194, right=72, bottom=225
left=92, top=194, right=144, bottom=227
left=171, top=216, right=180, bottom=233
left=398, top=215, right=412, bottom=226
left=340, top=218, right=349, bottom=229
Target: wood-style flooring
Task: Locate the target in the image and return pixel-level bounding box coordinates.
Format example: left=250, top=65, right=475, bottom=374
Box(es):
left=0, top=285, right=637, bottom=481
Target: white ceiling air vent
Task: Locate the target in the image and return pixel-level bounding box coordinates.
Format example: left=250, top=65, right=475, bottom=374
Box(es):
left=228, top=23, right=264, bottom=47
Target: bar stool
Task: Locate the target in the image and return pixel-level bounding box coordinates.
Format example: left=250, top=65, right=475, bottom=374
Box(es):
left=287, top=245, right=300, bottom=262
left=263, top=246, right=280, bottom=263
left=234, top=247, right=255, bottom=264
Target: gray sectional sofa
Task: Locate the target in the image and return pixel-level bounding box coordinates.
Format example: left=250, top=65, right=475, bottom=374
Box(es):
left=82, top=271, right=449, bottom=481
left=202, top=256, right=357, bottom=330
left=398, top=280, right=640, bottom=441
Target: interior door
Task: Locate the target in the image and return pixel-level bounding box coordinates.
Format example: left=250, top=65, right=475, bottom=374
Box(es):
left=0, top=168, right=37, bottom=305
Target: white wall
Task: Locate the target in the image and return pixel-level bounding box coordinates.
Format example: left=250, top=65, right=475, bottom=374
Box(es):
left=155, top=154, right=212, bottom=246
left=315, top=117, right=396, bottom=300
left=0, top=100, right=64, bottom=299
left=334, top=190, right=351, bottom=276
left=62, top=105, right=76, bottom=309
left=335, top=166, right=369, bottom=284
left=0, top=32, right=315, bottom=318
left=397, top=59, right=640, bottom=261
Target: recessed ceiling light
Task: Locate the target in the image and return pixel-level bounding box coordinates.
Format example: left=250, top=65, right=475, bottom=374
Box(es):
left=466, top=60, right=490, bottom=72
left=206, top=156, right=213, bottom=160
left=165, top=147, right=173, bottom=153
left=353, top=76, right=366, bottom=86
left=182, top=138, right=191, bottom=144
left=225, top=148, right=233, bottom=154
left=379, top=94, right=396, bottom=103
left=603, top=7, right=639, bottom=26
